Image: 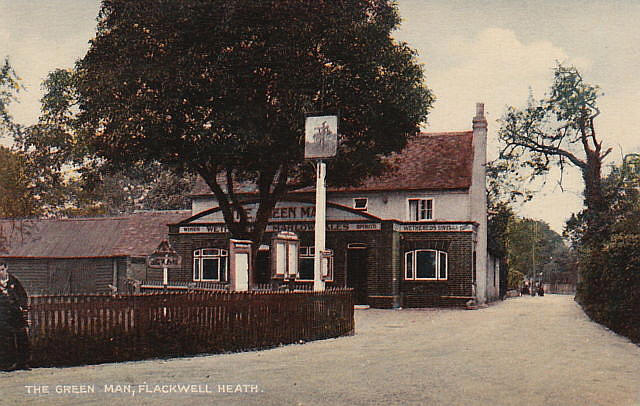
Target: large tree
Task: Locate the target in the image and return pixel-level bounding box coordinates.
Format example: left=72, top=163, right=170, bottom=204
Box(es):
left=76, top=0, right=433, bottom=247
left=12, top=69, right=86, bottom=213
left=63, top=161, right=196, bottom=217
left=0, top=58, right=22, bottom=142
left=498, top=64, right=610, bottom=245
left=10, top=68, right=196, bottom=216
left=0, top=147, right=39, bottom=218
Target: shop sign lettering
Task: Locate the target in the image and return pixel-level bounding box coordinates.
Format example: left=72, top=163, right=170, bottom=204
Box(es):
left=393, top=223, right=473, bottom=232
left=179, top=223, right=381, bottom=234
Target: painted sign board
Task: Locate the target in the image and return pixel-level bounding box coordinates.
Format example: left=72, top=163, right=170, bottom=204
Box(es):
left=393, top=223, right=474, bottom=232
left=304, top=115, right=338, bottom=159
left=179, top=222, right=382, bottom=234
left=190, top=201, right=375, bottom=224
left=146, top=240, right=182, bottom=268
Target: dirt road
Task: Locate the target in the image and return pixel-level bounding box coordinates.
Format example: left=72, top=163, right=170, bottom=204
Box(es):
left=1, top=294, right=639, bottom=405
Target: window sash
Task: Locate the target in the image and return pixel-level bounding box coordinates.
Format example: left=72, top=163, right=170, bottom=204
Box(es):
left=405, top=249, right=447, bottom=280
left=193, top=249, right=227, bottom=281
left=416, top=250, right=437, bottom=279
left=409, top=199, right=433, bottom=221
left=353, top=198, right=368, bottom=210
left=439, top=251, right=447, bottom=279
left=298, top=247, right=333, bottom=281
left=193, top=258, right=199, bottom=280
left=298, top=257, right=315, bottom=281
left=405, top=251, right=414, bottom=279
left=202, top=258, right=220, bottom=280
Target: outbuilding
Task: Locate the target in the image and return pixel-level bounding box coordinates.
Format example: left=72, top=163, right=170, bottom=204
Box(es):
left=0, top=211, right=189, bottom=295
left=169, top=104, right=500, bottom=307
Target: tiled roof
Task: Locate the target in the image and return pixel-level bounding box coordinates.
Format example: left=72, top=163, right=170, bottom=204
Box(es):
left=329, top=131, right=473, bottom=192
left=0, top=211, right=190, bottom=258
left=191, top=131, right=474, bottom=195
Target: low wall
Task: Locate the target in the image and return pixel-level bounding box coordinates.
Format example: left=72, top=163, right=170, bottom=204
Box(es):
left=27, top=290, right=354, bottom=367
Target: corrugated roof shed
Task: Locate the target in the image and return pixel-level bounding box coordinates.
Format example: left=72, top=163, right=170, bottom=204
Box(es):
left=0, top=211, right=189, bottom=259
left=190, top=131, right=474, bottom=195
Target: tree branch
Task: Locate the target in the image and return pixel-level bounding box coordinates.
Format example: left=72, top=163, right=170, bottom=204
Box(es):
left=226, top=167, right=248, bottom=227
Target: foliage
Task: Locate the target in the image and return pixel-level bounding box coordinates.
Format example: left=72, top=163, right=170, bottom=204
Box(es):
left=486, top=160, right=534, bottom=206
left=0, top=58, right=22, bottom=141
left=571, top=157, right=640, bottom=343
left=507, top=269, right=524, bottom=290
left=505, top=218, right=567, bottom=280
left=578, top=235, right=640, bottom=342
left=487, top=200, right=514, bottom=259
left=11, top=68, right=94, bottom=214
left=62, top=162, right=196, bottom=217
left=0, top=147, right=39, bottom=218
left=3, top=66, right=196, bottom=217
left=76, top=0, right=433, bottom=245
left=498, top=64, right=611, bottom=246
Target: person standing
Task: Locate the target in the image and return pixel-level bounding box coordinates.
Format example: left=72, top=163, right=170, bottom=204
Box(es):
left=0, top=262, right=30, bottom=370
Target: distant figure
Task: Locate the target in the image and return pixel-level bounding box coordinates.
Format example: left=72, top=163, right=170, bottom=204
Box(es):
left=0, top=262, right=29, bottom=370
left=537, top=284, right=545, bottom=297
left=521, top=283, right=529, bottom=296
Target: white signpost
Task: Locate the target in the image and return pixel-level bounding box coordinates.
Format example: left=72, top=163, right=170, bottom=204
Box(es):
left=305, top=115, right=338, bottom=291
left=147, top=240, right=182, bottom=290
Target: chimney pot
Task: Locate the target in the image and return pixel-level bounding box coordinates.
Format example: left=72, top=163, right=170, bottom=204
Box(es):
left=473, top=102, right=487, bottom=128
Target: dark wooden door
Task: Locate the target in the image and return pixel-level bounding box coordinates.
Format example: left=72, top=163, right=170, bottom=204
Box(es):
left=347, top=247, right=368, bottom=305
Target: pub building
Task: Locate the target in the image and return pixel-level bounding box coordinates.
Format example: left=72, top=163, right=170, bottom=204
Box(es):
left=168, top=104, right=500, bottom=307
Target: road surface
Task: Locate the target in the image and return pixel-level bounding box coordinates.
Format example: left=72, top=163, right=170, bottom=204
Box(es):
left=1, top=294, right=639, bottom=405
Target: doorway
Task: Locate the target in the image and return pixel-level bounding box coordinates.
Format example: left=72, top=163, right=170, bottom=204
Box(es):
left=347, top=244, right=368, bottom=305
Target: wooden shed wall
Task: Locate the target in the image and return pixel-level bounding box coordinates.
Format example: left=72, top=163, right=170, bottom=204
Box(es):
left=3, top=257, right=126, bottom=295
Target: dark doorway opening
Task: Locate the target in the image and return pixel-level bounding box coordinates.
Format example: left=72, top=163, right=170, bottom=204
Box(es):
left=255, top=249, right=271, bottom=285
left=347, top=245, right=368, bottom=305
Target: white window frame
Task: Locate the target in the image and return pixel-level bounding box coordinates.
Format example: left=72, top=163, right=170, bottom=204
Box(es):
left=353, top=197, right=368, bottom=211
left=407, top=198, right=434, bottom=221
left=404, top=249, right=447, bottom=280
left=298, top=246, right=333, bottom=281
left=193, top=248, right=228, bottom=282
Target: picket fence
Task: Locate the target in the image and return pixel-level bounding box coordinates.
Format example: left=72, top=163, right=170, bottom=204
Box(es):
left=27, top=289, right=354, bottom=367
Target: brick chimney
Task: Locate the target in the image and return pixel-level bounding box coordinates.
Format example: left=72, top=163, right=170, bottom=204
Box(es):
left=470, top=103, right=488, bottom=304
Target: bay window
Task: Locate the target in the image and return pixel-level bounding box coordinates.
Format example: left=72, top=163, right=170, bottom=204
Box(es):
left=405, top=249, right=447, bottom=280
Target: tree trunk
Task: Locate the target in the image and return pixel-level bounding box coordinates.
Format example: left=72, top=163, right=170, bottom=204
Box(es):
left=582, top=149, right=605, bottom=213
left=581, top=150, right=607, bottom=247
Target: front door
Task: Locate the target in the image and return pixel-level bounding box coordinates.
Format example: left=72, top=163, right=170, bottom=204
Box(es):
left=347, top=246, right=368, bottom=305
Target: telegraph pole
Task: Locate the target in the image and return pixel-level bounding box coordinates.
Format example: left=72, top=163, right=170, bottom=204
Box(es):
left=531, top=221, right=537, bottom=294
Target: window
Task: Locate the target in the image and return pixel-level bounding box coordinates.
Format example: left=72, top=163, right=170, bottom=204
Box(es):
left=408, top=198, right=433, bottom=221
left=353, top=198, right=368, bottom=210
left=404, top=249, right=447, bottom=280
left=298, top=247, right=333, bottom=281
left=193, top=249, right=228, bottom=281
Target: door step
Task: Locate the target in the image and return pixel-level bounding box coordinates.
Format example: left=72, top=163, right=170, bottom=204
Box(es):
left=354, top=304, right=370, bottom=310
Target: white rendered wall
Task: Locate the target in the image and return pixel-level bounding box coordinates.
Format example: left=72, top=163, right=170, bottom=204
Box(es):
left=192, top=190, right=471, bottom=223
left=327, top=190, right=470, bottom=222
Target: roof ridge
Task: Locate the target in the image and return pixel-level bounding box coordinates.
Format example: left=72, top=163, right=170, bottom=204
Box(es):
left=418, top=131, right=473, bottom=137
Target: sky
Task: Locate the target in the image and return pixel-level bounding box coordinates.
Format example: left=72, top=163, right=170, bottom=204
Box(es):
left=1, top=0, right=640, bottom=232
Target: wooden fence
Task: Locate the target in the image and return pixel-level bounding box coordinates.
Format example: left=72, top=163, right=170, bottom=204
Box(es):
left=135, top=279, right=230, bottom=292
left=27, top=289, right=354, bottom=367
left=543, top=283, right=577, bottom=295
